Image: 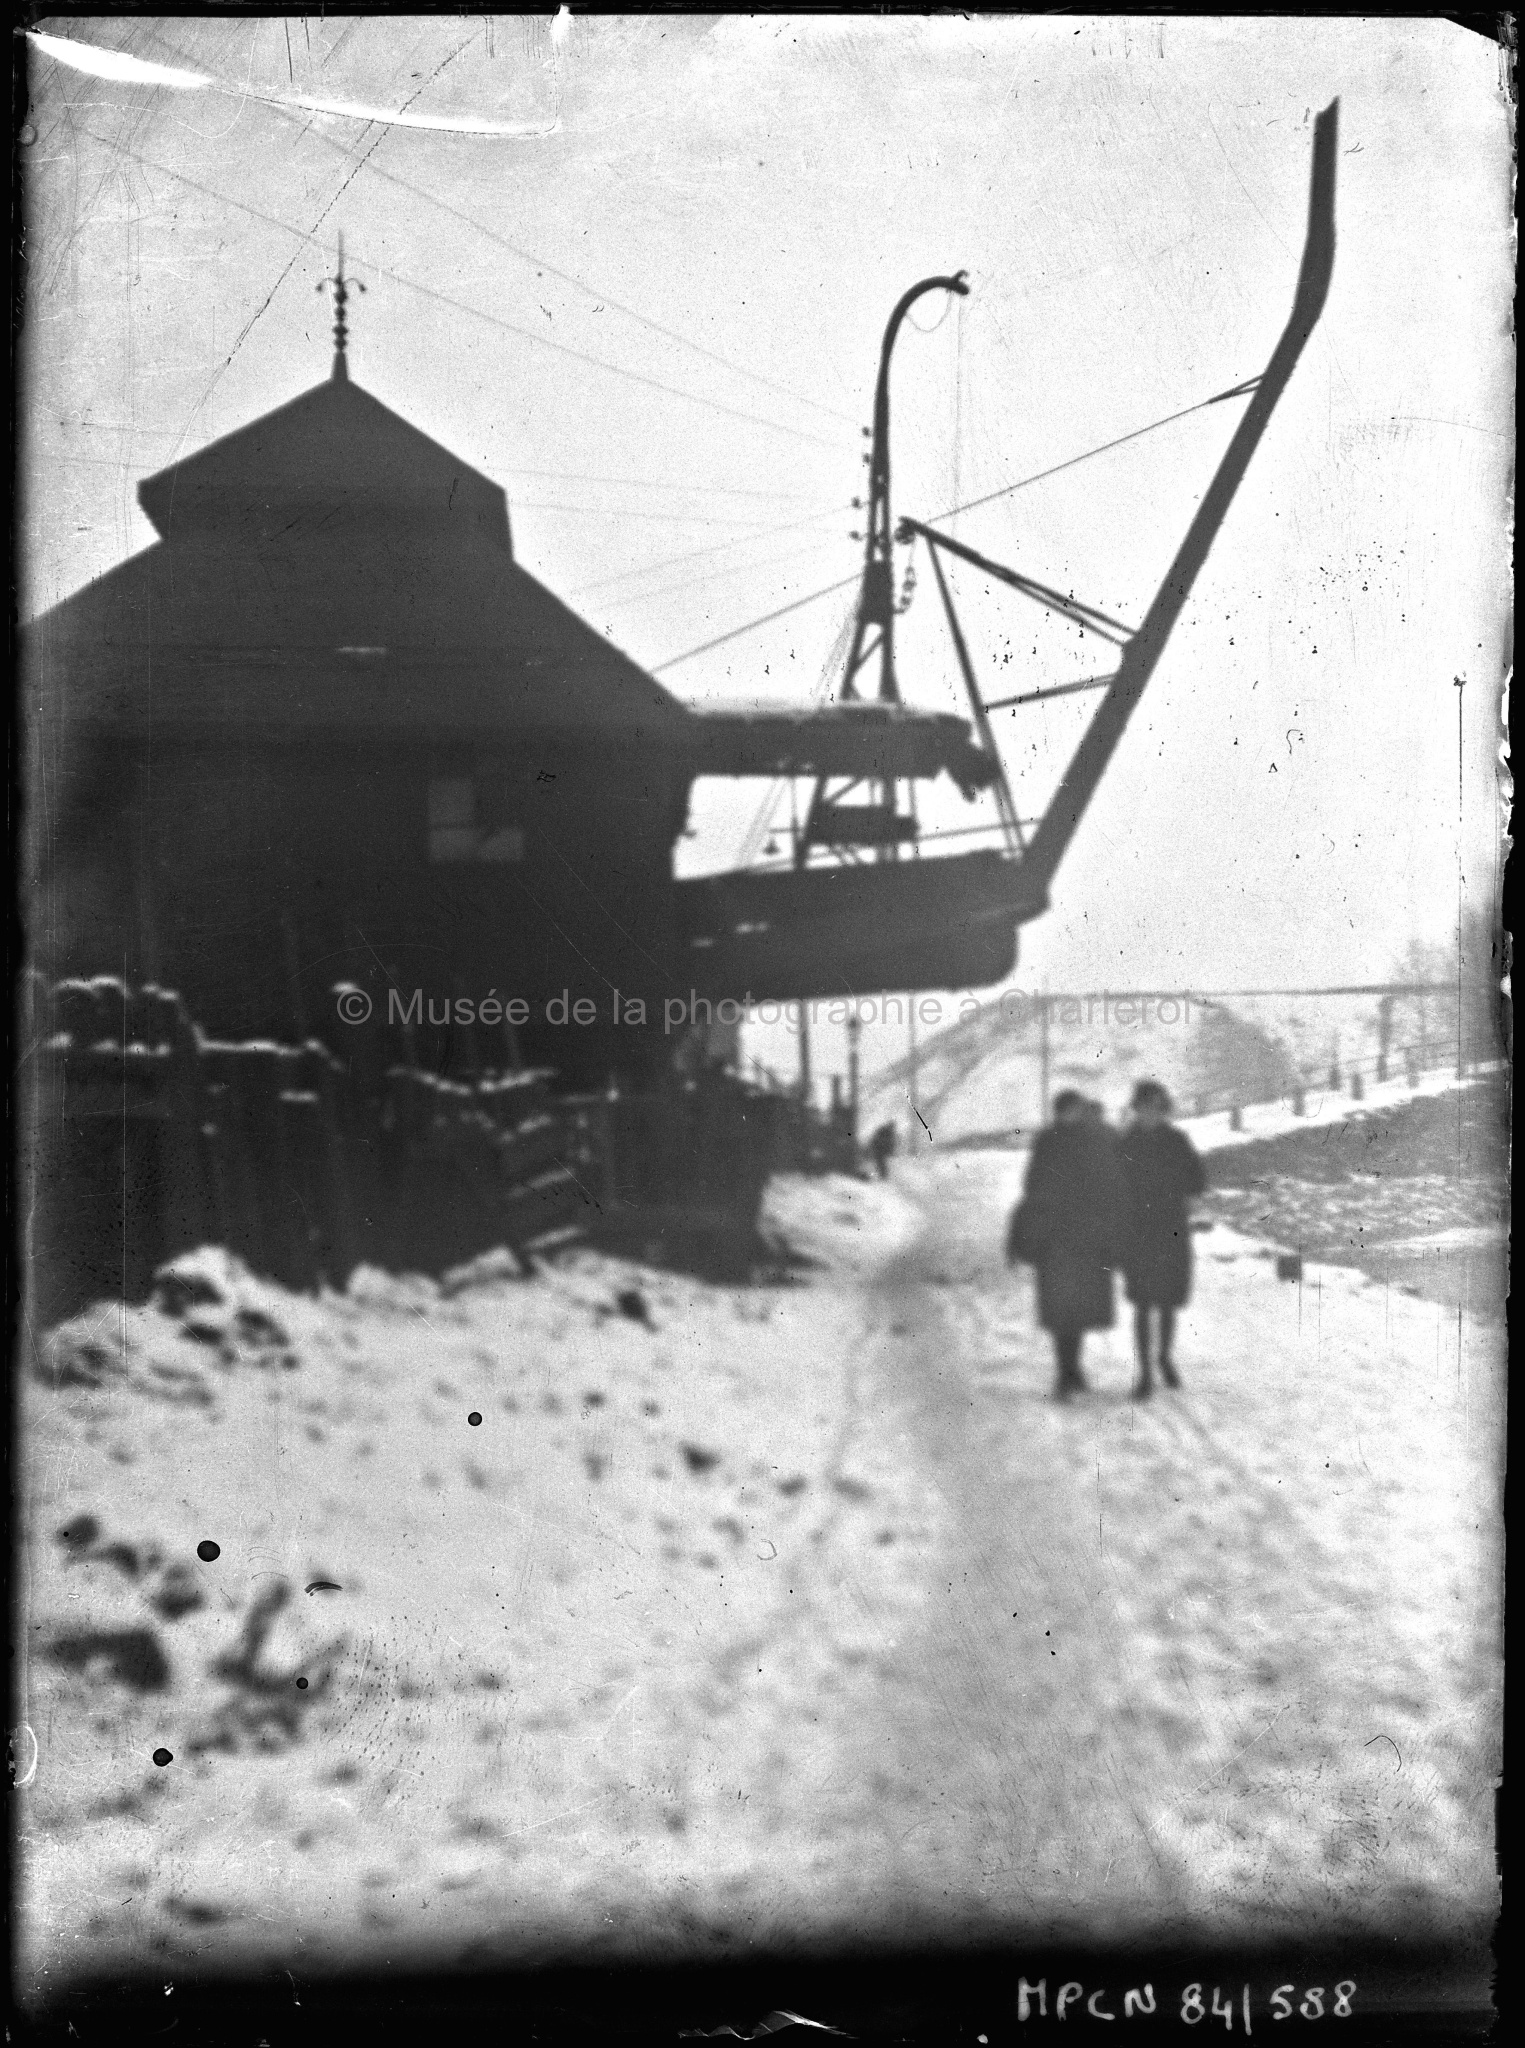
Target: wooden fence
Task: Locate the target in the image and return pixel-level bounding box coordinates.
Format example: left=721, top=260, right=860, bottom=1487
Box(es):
left=23, top=977, right=859, bottom=1322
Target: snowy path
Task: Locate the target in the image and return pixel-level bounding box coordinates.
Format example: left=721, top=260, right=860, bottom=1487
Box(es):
left=20, top=1158, right=1500, bottom=1986
left=706, top=1153, right=1501, bottom=1952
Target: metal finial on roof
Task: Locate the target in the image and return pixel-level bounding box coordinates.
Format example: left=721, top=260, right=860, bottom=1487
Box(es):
left=317, top=233, right=365, bottom=383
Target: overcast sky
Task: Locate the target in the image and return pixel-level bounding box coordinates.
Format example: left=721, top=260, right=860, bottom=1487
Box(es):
left=21, top=16, right=1512, bottom=1089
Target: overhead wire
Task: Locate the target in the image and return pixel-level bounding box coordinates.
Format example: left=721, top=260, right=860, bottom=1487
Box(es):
left=921, top=376, right=1262, bottom=526
left=951, top=292, right=964, bottom=533
left=53, top=42, right=1275, bottom=766
left=495, top=466, right=825, bottom=503
left=54, top=113, right=870, bottom=662
left=510, top=500, right=789, bottom=529
left=567, top=503, right=856, bottom=601
left=70, top=127, right=852, bottom=453
left=296, top=108, right=863, bottom=434
left=100, top=19, right=864, bottom=437
left=730, top=605, right=858, bottom=869
left=583, top=528, right=860, bottom=613
left=650, top=574, right=862, bottom=674
left=55, top=441, right=831, bottom=519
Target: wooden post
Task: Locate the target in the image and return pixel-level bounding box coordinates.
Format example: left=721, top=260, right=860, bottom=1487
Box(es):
left=247, top=1046, right=304, bottom=1287
left=280, top=911, right=311, bottom=1040
left=501, top=1009, right=524, bottom=1076
left=452, top=975, right=484, bottom=1080
left=846, top=1011, right=861, bottom=1154
left=1037, top=996, right=1050, bottom=1124
left=1377, top=994, right=1393, bottom=1083
left=203, top=1047, right=264, bottom=1277
left=299, top=1041, right=360, bottom=1288
left=157, top=988, right=216, bottom=1262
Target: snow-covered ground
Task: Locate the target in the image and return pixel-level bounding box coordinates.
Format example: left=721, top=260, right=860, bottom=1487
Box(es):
left=1175, top=1062, right=1501, bottom=1155
left=17, top=1142, right=1501, bottom=1998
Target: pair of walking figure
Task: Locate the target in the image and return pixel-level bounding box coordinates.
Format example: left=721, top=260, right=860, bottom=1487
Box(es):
left=1005, top=1081, right=1206, bottom=1401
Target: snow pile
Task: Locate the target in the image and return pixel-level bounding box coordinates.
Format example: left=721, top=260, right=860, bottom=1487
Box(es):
left=17, top=1176, right=927, bottom=1985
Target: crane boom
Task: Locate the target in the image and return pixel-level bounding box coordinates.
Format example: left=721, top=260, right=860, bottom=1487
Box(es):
left=1013, top=100, right=1338, bottom=896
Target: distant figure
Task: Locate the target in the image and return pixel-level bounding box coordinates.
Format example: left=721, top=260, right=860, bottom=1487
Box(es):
left=1006, top=1089, right=1129, bottom=1402
left=1080, top=1096, right=1108, bottom=1126
left=868, top=1121, right=898, bottom=1180
left=1118, top=1080, right=1206, bottom=1398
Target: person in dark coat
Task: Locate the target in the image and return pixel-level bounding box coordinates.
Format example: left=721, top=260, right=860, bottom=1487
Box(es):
left=868, top=1121, right=898, bottom=1180
left=1006, top=1089, right=1130, bottom=1402
left=1117, top=1080, right=1206, bottom=1398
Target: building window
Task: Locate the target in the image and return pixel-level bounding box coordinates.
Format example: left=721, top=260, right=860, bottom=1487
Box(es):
left=429, top=777, right=475, bottom=828
left=428, top=778, right=523, bottom=863
left=476, top=827, right=525, bottom=863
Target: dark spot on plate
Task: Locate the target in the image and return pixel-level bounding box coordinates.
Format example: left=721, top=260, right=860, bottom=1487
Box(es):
left=583, top=1391, right=605, bottom=1407
left=681, top=1444, right=720, bottom=1475
left=152, top=1748, right=173, bottom=1767
left=196, top=1540, right=221, bottom=1564
left=616, top=1288, right=652, bottom=1327
left=151, top=1568, right=204, bottom=1621
left=467, top=1412, right=483, bottom=1426
left=164, top=1897, right=225, bottom=1924
left=51, top=1629, right=169, bottom=1692
left=776, top=1476, right=807, bottom=1496
left=296, top=1677, right=309, bottom=1691
left=304, top=1581, right=341, bottom=1595
left=584, top=1453, right=607, bottom=1481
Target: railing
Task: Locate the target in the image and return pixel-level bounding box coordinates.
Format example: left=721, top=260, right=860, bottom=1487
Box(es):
left=1179, top=1034, right=1495, bottom=1129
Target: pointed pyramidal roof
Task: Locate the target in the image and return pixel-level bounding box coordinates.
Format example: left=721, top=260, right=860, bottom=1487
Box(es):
left=26, top=366, right=692, bottom=741
left=137, top=372, right=513, bottom=552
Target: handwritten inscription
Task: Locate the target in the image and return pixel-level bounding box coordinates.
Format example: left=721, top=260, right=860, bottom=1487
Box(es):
left=1015, top=1977, right=1358, bottom=2025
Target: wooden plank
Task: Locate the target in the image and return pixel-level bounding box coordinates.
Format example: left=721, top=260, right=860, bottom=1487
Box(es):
left=495, top=1116, right=576, bottom=1184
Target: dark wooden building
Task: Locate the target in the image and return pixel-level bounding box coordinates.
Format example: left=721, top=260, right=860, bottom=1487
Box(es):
left=24, top=349, right=1012, bottom=1091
